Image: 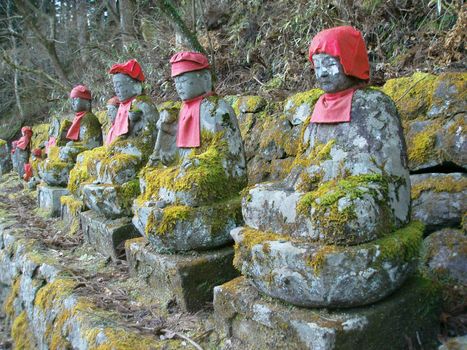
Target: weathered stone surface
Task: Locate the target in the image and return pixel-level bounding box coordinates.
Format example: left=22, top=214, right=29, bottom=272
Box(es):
left=38, top=159, right=73, bottom=186
left=411, top=173, right=467, bottom=232
left=80, top=210, right=140, bottom=261
left=283, top=89, right=322, bottom=125
left=60, top=195, right=83, bottom=235
left=132, top=198, right=241, bottom=253
left=126, top=237, right=239, bottom=312
left=421, top=228, right=466, bottom=285
left=438, top=335, right=467, bottom=350
left=0, top=140, right=11, bottom=175
left=213, top=276, right=440, bottom=350
left=405, top=114, right=466, bottom=171
left=82, top=182, right=139, bottom=219
left=232, top=222, right=422, bottom=308
left=0, top=210, right=180, bottom=350
left=243, top=89, right=411, bottom=245
left=232, top=95, right=267, bottom=114
left=37, top=185, right=70, bottom=217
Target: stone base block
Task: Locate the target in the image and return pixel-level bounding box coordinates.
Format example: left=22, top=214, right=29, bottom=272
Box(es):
left=213, top=276, right=441, bottom=350
left=60, top=195, right=84, bottom=235
left=80, top=210, right=140, bottom=261
left=126, top=238, right=239, bottom=312
left=37, top=185, right=70, bottom=217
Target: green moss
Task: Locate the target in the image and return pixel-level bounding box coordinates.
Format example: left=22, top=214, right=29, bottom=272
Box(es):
left=284, top=88, right=323, bottom=115
left=382, top=72, right=437, bottom=121
left=134, top=94, right=154, bottom=104
left=116, top=179, right=141, bottom=211
left=98, top=152, right=141, bottom=182
left=140, top=130, right=246, bottom=205
left=305, top=245, right=338, bottom=274
left=60, top=195, right=83, bottom=235
left=232, top=95, right=266, bottom=115
left=259, top=114, right=299, bottom=156
left=233, top=228, right=286, bottom=270
left=31, top=123, right=50, bottom=150
left=412, top=175, right=467, bottom=200
left=407, top=121, right=440, bottom=165
left=80, top=112, right=103, bottom=146
left=297, top=173, right=390, bottom=243
left=3, top=277, right=21, bottom=318
left=157, top=100, right=182, bottom=111
left=371, top=221, right=424, bottom=265
left=12, top=311, right=34, bottom=349
left=0, top=139, right=6, bottom=147
left=67, top=147, right=106, bottom=194
left=34, top=278, right=77, bottom=311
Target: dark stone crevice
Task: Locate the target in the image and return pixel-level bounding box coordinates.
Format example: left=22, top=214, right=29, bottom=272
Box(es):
left=410, top=162, right=466, bottom=175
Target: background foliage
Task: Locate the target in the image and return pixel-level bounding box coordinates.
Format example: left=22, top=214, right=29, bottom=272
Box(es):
left=0, top=0, right=464, bottom=140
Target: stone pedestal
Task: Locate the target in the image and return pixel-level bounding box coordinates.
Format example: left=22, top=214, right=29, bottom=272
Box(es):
left=213, top=276, right=440, bottom=350
left=37, top=185, right=70, bottom=217
left=126, top=238, right=239, bottom=312
left=80, top=210, right=140, bottom=261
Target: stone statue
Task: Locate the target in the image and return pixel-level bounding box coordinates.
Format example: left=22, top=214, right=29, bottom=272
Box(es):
left=0, top=139, right=12, bottom=175
left=11, top=126, right=33, bottom=179
left=38, top=85, right=102, bottom=186
left=232, top=26, right=415, bottom=308
left=106, top=96, right=120, bottom=126
left=132, top=52, right=247, bottom=252
left=80, top=59, right=158, bottom=219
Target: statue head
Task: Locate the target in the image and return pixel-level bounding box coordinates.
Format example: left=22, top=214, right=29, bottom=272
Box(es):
left=170, top=52, right=212, bottom=101
left=106, top=96, right=120, bottom=125
left=309, top=26, right=370, bottom=93
left=109, top=59, right=145, bottom=102
left=70, top=85, right=92, bottom=112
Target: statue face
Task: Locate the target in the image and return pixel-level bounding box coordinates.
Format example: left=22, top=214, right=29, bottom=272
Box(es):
left=112, top=73, right=142, bottom=102
left=71, top=97, right=91, bottom=112
left=174, top=70, right=212, bottom=101
left=106, top=104, right=118, bottom=125
left=312, top=54, right=355, bottom=93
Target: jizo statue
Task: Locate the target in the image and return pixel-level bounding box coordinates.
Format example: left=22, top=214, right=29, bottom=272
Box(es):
left=232, top=26, right=414, bottom=308
left=132, top=52, right=247, bottom=253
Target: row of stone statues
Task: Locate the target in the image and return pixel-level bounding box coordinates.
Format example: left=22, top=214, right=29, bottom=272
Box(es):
left=5, top=26, right=420, bottom=329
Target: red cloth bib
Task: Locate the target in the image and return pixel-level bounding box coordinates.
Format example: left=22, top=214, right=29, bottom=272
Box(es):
left=16, top=128, right=32, bottom=150
left=105, top=97, right=134, bottom=145
left=176, top=92, right=213, bottom=148
left=311, top=87, right=358, bottom=124
left=23, top=163, right=33, bottom=181
left=66, top=111, right=87, bottom=141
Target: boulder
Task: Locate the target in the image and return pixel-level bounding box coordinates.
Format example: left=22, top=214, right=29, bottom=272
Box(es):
left=411, top=173, right=467, bottom=232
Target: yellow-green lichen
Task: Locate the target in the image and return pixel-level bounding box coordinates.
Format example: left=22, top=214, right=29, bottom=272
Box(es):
left=67, top=147, right=106, bottom=194
left=232, top=95, right=266, bottom=115
left=80, top=112, right=103, bottom=146
left=259, top=114, right=299, bottom=156
left=0, top=139, right=6, bottom=147
left=305, top=245, right=338, bottom=274
left=407, top=121, right=440, bottom=165
left=140, top=130, right=246, bottom=205
left=382, top=72, right=437, bottom=121
left=412, top=176, right=467, bottom=200
left=233, top=228, right=286, bottom=270
left=116, top=179, right=141, bottom=211
left=31, top=123, right=50, bottom=150
left=12, top=311, right=34, bottom=349
left=284, top=88, right=323, bottom=116
left=297, top=173, right=390, bottom=242
left=3, top=277, right=21, bottom=318
left=60, top=195, right=83, bottom=235
left=157, top=100, right=182, bottom=111
left=34, top=278, right=77, bottom=311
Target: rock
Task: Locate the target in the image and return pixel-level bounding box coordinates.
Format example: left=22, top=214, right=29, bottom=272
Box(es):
left=213, top=276, right=440, bottom=350
left=232, top=222, right=422, bottom=308
left=126, top=238, right=239, bottom=312
left=405, top=114, right=466, bottom=171
left=438, top=335, right=467, bottom=350
left=60, top=195, right=83, bottom=235
left=421, top=228, right=466, bottom=285
left=37, top=185, right=70, bottom=217
left=0, top=140, right=11, bottom=175
left=80, top=210, right=140, bottom=261
left=132, top=198, right=242, bottom=253
left=283, top=88, right=322, bottom=125
left=428, top=72, right=467, bottom=120
left=411, top=173, right=467, bottom=232
left=38, top=159, right=73, bottom=186
left=232, top=95, right=267, bottom=114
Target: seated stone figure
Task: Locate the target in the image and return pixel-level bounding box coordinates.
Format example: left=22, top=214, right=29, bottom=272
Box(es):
left=80, top=59, right=158, bottom=218
left=38, top=85, right=102, bottom=186
left=233, top=26, right=417, bottom=308
left=11, top=126, right=33, bottom=179
left=132, top=52, right=247, bottom=253
left=0, top=139, right=11, bottom=175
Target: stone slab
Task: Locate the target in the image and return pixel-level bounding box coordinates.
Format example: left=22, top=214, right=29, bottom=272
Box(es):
left=37, top=185, right=70, bottom=217
left=213, top=276, right=441, bottom=350
left=126, top=238, right=239, bottom=312
left=80, top=210, right=140, bottom=261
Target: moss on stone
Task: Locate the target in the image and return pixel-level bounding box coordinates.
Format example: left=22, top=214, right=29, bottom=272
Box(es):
left=3, top=277, right=21, bottom=318
left=412, top=175, right=467, bottom=200
left=284, top=88, right=323, bottom=115
left=11, top=311, right=34, bottom=349
left=407, top=121, right=440, bottom=165
left=140, top=130, right=246, bottom=205
left=382, top=72, right=437, bottom=121
left=60, top=195, right=83, bottom=235
left=305, top=245, right=338, bottom=274
left=31, top=123, right=50, bottom=150
left=157, top=100, right=182, bottom=111
left=233, top=228, right=286, bottom=270
left=0, top=139, right=6, bottom=147
left=67, top=147, right=106, bottom=194
left=34, top=278, right=77, bottom=311
left=232, top=95, right=266, bottom=115
left=297, top=173, right=390, bottom=243
left=116, top=179, right=141, bottom=211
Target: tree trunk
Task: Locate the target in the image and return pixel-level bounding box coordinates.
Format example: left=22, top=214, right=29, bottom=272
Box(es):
left=76, top=0, right=89, bottom=64
left=7, top=0, right=24, bottom=119
left=119, top=0, right=137, bottom=49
